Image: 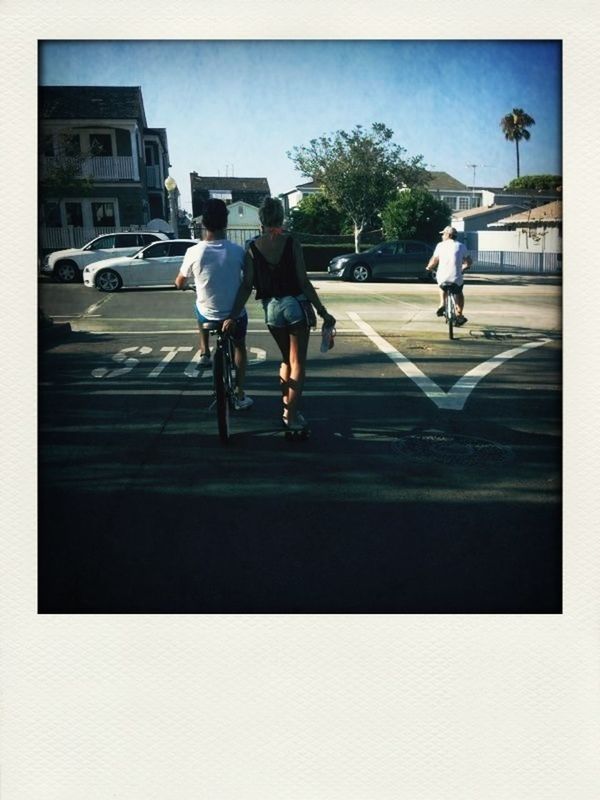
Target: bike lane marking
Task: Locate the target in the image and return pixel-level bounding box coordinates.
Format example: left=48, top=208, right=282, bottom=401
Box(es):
left=348, top=311, right=551, bottom=411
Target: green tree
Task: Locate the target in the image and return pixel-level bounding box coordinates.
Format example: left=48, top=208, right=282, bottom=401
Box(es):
left=506, top=174, right=561, bottom=192
left=40, top=128, right=97, bottom=202
left=381, top=189, right=451, bottom=243
left=288, top=123, right=429, bottom=252
left=500, top=108, right=536, bottom=178
left=287, top=193, right=346, bottom=235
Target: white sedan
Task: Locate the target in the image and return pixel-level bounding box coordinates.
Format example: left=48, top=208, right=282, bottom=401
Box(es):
left=83, top=239, right=198, bottom=292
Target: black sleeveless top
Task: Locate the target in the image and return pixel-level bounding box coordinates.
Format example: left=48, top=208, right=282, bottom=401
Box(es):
left=250, top=235, right=302, bottom=300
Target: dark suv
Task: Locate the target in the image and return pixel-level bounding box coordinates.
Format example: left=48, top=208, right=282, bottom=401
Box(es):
left=327, top=240, right=434, bottom=282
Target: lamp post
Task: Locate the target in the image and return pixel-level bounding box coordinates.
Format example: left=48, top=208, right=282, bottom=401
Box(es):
left=164, top=175, right=179, bottom=237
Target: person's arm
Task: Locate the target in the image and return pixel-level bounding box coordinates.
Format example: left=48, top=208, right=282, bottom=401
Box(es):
left=222, top=251, right=254, bottom=333
left=175, top=246, right=194, bottom=289
left=292, top=237, right=336, bottom=327
left=426, top=255, right=439, bottom=271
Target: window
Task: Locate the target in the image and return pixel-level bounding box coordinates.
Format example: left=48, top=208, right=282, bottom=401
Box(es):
left=406, top=242, right=426, bottom=254
left=209, top=190, right=232, bottom=202
left=143, top=242, right=170, bottom=259
left=442, top=195, right=457, bottom=209
left=238, top=206, right=244, bottom=216
left=65, top=202, right=84, bottom=227
left=43, top=202, right=61, bottom=226
left=88, top=235, right=116, bottom=250
left=64, top=134, right=81, bottom=157
left=90, top=133, right=113, bottom=156
left=92, top=202, right=115, bottom=226
left=458, top=196, right=471, bottom=210
left=170, top=241, right=195, bottom=256
left=115, top=233, right=142, bottom=247
left=139, top=233, right=161, bottom=245
left=378, top=243, right=397, bottom=255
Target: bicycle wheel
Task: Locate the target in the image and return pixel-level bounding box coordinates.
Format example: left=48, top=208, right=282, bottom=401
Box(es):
left=213, top=344, right=230, bottom=443
left=446, top=295, right=454, bottom=340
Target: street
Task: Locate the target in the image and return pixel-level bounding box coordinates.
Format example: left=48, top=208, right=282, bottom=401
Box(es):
left=38, top=274, right=561, bottom=613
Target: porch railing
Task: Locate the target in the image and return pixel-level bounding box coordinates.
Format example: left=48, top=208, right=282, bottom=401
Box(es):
left=41, top=155, right=137, bottom=181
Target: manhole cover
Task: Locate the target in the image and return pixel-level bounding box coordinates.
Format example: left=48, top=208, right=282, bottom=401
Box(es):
left=393, top=429, right=513, bottom=465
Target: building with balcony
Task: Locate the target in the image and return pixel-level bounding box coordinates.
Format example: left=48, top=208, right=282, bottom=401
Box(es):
left=39, top=85, right=172, bottom=251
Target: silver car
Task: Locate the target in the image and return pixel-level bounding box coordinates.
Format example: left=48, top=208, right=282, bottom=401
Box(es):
left=328, top=240, right=435, bottom=282
left=83, top=239, right=198, bottom=292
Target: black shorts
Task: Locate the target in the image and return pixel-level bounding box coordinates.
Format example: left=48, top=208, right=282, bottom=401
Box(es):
left=439, top=282, right=463, bottom=294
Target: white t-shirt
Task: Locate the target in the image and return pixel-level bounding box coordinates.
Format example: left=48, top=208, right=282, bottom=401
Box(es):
left=433, top=239, right=469, bottom=285
left=179, top=239, right=245, bottom=319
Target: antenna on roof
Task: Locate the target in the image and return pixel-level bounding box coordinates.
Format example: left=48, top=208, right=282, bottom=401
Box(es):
left=466, top=164, right=494, bottom=198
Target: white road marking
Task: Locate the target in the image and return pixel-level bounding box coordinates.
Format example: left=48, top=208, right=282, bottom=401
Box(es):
left=83, top=296, right=112, bottom=316
left=148, top=346, right=193, bottom=378
left=348, top=312, right=551, bottom=411
left=91, top=346, right=153, bottom=379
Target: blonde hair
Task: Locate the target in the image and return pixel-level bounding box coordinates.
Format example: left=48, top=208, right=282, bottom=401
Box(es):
left=259, top=196, right=284, bottom=228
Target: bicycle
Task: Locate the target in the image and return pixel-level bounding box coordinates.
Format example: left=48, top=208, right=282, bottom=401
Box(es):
left=202, top=321, right=236, bottom=442
left=440, top=281, right=460, bottom=340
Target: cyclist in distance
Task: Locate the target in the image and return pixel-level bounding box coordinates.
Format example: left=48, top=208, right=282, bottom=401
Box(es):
left=426, top=225, right=472, bottom=326
left=224, top=196, right=336, bottom=433
left=175, top=198, right=253, bottom=410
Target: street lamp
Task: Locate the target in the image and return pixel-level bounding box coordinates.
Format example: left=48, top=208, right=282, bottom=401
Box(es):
left=164, top=175, right=179, bottom=237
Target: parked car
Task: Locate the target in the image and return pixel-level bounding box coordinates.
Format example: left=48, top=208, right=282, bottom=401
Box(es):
left=327, top=240, right=435, bottom=282
left=83, top=239, right=198, bottom=292
left=41, top=231, right=172, bottom=283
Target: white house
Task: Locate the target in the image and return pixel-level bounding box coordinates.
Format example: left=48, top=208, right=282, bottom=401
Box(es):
left=280, top=180, right=322, bottom=216
left=482, top=200, right=562, bottom=253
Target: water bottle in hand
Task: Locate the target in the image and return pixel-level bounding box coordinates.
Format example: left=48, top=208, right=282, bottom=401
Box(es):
left=320, top=325, right=336, bottom=353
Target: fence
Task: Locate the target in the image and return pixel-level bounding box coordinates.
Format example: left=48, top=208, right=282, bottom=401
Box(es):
left=40, top=224, right=174, bottom=252
left=470, top=250, right=561, bottom=274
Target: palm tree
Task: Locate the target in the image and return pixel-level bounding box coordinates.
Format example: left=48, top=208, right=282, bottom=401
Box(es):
left=500, top=108, right=535, bottom=178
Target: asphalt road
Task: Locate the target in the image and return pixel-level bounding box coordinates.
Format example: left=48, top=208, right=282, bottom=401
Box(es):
left=38, top=274, right=562, bottom=613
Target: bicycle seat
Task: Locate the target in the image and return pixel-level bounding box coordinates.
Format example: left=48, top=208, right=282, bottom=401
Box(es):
left=201, top=321, right=225, bottom=332
left=440, top=282, right=461, bottom=293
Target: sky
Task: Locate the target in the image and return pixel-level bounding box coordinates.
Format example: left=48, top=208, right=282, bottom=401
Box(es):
left=39, top=40, right=562, bottom=215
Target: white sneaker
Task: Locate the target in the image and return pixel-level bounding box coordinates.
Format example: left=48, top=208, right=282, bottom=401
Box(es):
left=234, top=394, right=254, bottom=410
left=199, top=353, right=211, bottom=367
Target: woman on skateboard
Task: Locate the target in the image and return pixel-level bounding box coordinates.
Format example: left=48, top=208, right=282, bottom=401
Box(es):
left=225, top=196, right=335, bottom=436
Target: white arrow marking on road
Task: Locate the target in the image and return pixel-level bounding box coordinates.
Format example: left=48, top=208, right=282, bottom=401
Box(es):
left=348, top=312, right=551, bottom=411
left=148, top=346, right=193, bottom=378
left=248, top=346, right=267, bottom=365
left=91, top=346, right=153, bottom=379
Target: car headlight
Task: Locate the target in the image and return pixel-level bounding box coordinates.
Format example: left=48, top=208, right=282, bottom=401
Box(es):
left=331, top=257, right=349, bottom=267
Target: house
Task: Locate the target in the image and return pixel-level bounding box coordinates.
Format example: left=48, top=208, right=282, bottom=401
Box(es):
left=426, top=171, right=481, bottom=212
left=280, top=180, right=322, bottom=216
left=450, top=204, right=527, bottom=249
left=39, top=85, right=172, bottom=251
left=483, top=200, right=562, bottom=252
left=191, top=200, right=262, bottom=246
left=190, top=174, right=271, bottom=218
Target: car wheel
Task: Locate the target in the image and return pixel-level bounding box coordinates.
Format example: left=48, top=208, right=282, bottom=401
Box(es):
left=54, top=261, right=79, bottom=283
left=350, top=263, right=371, bottom=282
left=95, top=269, right=122, bottom=292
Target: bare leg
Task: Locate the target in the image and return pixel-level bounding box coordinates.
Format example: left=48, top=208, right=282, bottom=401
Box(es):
left=232, top=341, right=247, bottom=396
left=268, top=326, right=291, bottom=416
left=285, top=324, right=310, bottom=424
left=455, top=291, right=465, bottom=316
left=438, top=287, right=447, bottom=308
left=197, top=324, right=210, bottom=357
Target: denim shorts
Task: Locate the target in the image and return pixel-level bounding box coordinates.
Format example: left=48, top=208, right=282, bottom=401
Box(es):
left=262, top=294, right=307, bottom=328
left=194, top=307, right=248, bottom=342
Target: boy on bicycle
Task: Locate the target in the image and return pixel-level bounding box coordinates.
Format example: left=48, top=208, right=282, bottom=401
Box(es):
left=175, top=199, right=253, bottom=409
left=426, top=226, right=472, bottom=326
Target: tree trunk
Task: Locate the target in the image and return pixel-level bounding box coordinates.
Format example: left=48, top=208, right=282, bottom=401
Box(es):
left=353, top=222, right=363, bottom=253
left=516, top=139, right=520, bottom=178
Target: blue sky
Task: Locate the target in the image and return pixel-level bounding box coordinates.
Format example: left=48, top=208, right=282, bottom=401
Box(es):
left=39, top=40, right=561, bottom=214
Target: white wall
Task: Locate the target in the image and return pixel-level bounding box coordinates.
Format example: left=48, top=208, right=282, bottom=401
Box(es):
left=473, top=228, right=562, bottom=252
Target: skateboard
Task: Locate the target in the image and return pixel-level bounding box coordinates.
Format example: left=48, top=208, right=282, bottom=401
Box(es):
left=282, top=416, right=310, bottom=441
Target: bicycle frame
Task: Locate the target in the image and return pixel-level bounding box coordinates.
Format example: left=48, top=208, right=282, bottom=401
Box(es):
left=202, top=323, right=236, bottom=442
left=441, top=283, right=458, bottom=340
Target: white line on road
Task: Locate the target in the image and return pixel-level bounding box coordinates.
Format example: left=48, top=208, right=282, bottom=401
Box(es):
left=348, top=311, right=551, bottom=411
